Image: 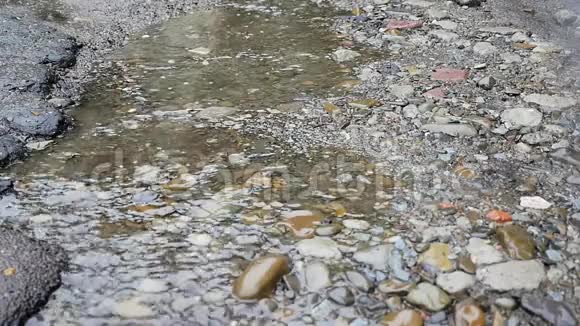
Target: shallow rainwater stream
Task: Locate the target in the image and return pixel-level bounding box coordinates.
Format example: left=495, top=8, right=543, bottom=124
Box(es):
left=1, top=1, right=399, bottom=324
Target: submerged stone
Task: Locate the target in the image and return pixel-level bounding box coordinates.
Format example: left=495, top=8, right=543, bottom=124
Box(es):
left=521, top=295, right=578, bottom=326
left=233, top=254, right=290, bottom=300
left=297, top=237, right=342, bottom=259
left=436, top=271, right=475, bottom=294
left=466, top=238, right=505, bottom=265
left=278, top=211, right=323, bottom=238
left=476, top=260, right=545, bottom=291
left=305, top=261, right=331, bottom=292
left=496, top=225, right=536, bottom=260
left=378, top=279, right=415, bottom=294
left=418, top=243, right=453, bottom=273
left=405, top=283, right=450, bottom=312
left=328, top=287, right=355, bottom=306
left=454, top=304, right=486, bottom=326
left=382, top=309, right=424, bottom=326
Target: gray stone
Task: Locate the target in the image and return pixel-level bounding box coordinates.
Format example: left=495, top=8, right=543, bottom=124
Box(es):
left=477, top=76, right=496, bottom=90
left=555, top=9, right=577, bottom=27
left=427, top=8, right=450, bottom=19
left=521, top=295, right=578, bottom=326
left=423, top=124, right=477, bottom=137
left=305, top=262, right=331, bottom=292
left=466, top=238, right=505, bottom=265
left=402, top=104, right=419, bottom=119
left=328, top=287, right=355, bottom=306
left=196, top=106, right=239, bottom=120
left=429, top=30, right=459, bottom=42
left=390, top=84, right=414, bottom=99
left=477, top=260, right=546, bottom=291
left=297, top=237, right=342, bottom=259
left=434, top=20, right=458, bottom=30
left=228, top=153, right=249, bottom=167
left=435, top=271, right=475, bottom=294
left=523, top=94, right=577, bottom=112
left=331, top=49, right=361, bottom=63
left=345, top=271, right=372, bottom=293
left=137, top=278, right=168, bottom=293
left=115, top=298, right=155, bottom=318
left=353, top=244, right=394, bottom=270
left=187, top=233, right=213, bottom=246
left=501, top=108, right=543, bottom=128
left=521, top=132, right=552, bottom=145
left=473, top=42, right=498, bottom=56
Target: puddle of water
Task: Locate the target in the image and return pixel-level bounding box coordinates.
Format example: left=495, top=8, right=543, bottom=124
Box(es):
left=9, top=0, right=370, bottom=179
left=118, top=1, right=361, bottom=109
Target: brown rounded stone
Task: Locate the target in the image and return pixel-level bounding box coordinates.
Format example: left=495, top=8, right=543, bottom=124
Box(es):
left=382, top=309, right=424, bottom=326
left=455, top=304, right=486, bottom=326
left=496, top=224, right=536, bottom=260
left=233, top=254, right=290, bottom=300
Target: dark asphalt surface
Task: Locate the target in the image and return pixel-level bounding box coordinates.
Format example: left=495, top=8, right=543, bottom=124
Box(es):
left=0, top=226, right=68, bottom=325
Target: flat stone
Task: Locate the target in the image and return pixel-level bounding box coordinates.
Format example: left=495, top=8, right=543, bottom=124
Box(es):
left=555, top=9, right=578, bottom=26
left=429, top=30, right=460, bottom=42
left=115, top=298, right=155, bottom=318
left=433, top=20, right=458, bottom=30
left=405, top=0, right=434, bottom=7
left=386, top=20, right=424, bottom=30
left=479, top=26, right=520, bottom=35
left=431, top=68, right=468, bottom=81
left=279, top=211, right=323, bottom=238
left=521, top=295, right=578, bottom=326
left=315, top=224, right=343, bottom=236
left=196, top=106, right=239, bottom=120
left=436, top=271, right=476, bottom=294
left=331, top=48, right=361, bottom=63
left=342, top=219, right=370, bottom=230
left=423, top=87, right=446, bottom=99
left=473, top=42, right=497, bottom=56
left=466, top=238, right=505, bottom=265
left=390, top=84, right=415, bottom=98
left=520, top=196, right=552, bottom=209
left=418, top=243, right=454, bottom=273
left=378, top=279, right=415, bottom=294
left=501, top=108, right=542, bottom=128
left=233, top=254, right=290, bottom=300
left=476, top=260, right=545, bottom=291
left=496, top=225, right=536, bottom=260
left=455, top=0, right=480, bottom=6
left=423, top=124, right=477, bottom=137
left=187, top=233, right=213, bottom=246
left=405, top=283, right=451, bottom=312
left=137, top=278, right=168, bottom=293
left=345, top=271, right=373, bottom=293
left=305, top=261, right=331, bottom=292
left=353, top=244, right=394, bottom=270
left=297, top=237, right=342, bottom=259
left=228, top=153, right=249, bottom=167
left=328, top=287, right=355, bottom=306
left=523, top=94, right=577, bottom=112
left=427, top=8, right=450, bottom=19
